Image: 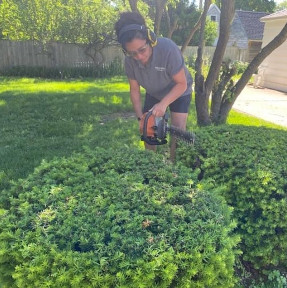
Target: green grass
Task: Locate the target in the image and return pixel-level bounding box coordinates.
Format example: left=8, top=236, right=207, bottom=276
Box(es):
left=0, top=76, right=140, bottom=183
left=228, top=109, right=287, bottom=130
left=0, top=76, right=285, bottom=186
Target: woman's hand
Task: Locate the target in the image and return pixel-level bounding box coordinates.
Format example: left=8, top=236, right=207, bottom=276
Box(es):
left=151, top=102, right=167, bottom=118
left=151, top=68, right=187, bottom=118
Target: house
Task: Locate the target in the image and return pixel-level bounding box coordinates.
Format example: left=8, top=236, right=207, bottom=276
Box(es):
left=207, top=4, right=221, bottom=46
left=256, top=10, right=287, bottom=93
left=207, top=4, right=269, bottom=62
left=228, top=10, right=269, bottom=62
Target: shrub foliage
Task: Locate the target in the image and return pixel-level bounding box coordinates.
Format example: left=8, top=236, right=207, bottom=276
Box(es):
left=0, top=147, right=238, bottom=287
left=177, top=125, right=287, bottom=270
left=0, top=58, right=124, bottom=79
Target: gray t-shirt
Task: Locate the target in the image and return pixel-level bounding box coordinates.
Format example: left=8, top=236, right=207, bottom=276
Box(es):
left=125, top=37, right=193, bottom=100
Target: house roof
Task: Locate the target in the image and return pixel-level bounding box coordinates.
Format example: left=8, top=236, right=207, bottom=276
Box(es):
left=208, top=3, right=221, bottom=15
left=235, top=10, right=269, bottom=40
left=260, top=9, right=287, bottom=22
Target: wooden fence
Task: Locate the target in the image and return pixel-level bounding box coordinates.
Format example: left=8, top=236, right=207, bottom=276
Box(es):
left=0, top=40, right=248, bottom=71
left=183, top=45, right=248, bottom=63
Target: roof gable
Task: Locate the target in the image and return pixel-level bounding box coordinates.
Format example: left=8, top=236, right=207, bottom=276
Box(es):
left=261, top=9, right=287, bottom=21
left=207, top=3, right=221, bottom=15
left=235, top=10, right=269, bottom=40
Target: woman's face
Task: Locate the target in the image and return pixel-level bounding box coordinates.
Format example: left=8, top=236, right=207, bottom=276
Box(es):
left=125, top=38, right=152, bottom=65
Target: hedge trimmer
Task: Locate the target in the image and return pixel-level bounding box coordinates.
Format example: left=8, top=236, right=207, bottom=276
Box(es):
left=139, top=110, right=195, bottom=145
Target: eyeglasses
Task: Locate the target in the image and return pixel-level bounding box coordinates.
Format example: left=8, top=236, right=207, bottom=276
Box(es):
left=124, top=43, right=149, bottom=58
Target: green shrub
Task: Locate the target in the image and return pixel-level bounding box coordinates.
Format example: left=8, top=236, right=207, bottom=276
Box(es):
left=185, top=55, right=210, bottom=79
left=231, top=61, right=249, bottom=74
left=177, top=125, right=287, bottom=270
left=0, top=147, right=238, bottom=287
left=0, top=58, right=124, bottom=79
left=249, top=270, right=287, bottom=288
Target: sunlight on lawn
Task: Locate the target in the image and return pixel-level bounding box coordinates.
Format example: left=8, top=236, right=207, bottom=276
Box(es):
left=228, top=109, right=287, bottom=130
left=78, top=123, right=94, bottom=138
left=0, top=76, right=130, bottom=94
left=111, top=95, right=123, bottom=104
left=0, top=78, right=92, bottom=93
left=0, top=99, right=6, bottom=106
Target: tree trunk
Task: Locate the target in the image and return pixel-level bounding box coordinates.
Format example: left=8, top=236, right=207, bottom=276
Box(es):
left=180, top=14, right=202, bottom=53
left=204, top=0, right=235, bottom=103
left=194, top=0, right=212, bottom=126
left=195, top=72, right=211, bottom=125
left=128, top=0, right=139, bottom=13
left=154, top=0, right=167, bottom=35
left=164, top=7, right=178, bottom=39
left=217, top=22, right=287, bottom=124
left=211, top=63, right=236, bottom=122
left=167, top=19, right=178, bottom=39
left=195, top=0, right=235, bottom=126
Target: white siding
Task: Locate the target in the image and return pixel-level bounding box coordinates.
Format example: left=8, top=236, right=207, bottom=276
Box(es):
left=207, top=4, right=221, bottom=46
left=258, top=19, right=287, bottom=92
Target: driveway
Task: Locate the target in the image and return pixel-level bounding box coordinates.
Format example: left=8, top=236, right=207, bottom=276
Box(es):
left=233, top=85, right=287, bottom=128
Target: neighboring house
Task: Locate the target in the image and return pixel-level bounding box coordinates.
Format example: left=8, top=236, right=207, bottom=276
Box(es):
left=228, top=10, right=269, bottom=62
left=207, top=4, right=268, bottom=62
left=207, top=3, right=221, bottom=46
left=257, top=9, right=287, bottom=92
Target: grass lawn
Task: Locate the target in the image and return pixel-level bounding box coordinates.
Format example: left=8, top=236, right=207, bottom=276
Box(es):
left=0, top=76, right=138, bottom=183
left=0, top=76, right=285, bottom=186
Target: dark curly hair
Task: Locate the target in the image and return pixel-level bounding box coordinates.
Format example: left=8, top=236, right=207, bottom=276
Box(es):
left=114, top=12, right=147, bottom=48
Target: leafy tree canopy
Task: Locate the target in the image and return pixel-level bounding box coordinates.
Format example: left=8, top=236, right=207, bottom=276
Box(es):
left=160, top=0, right=200, bottom=43
left=159, top=0, right=217, bottom=46
left=234, top=0, right=276, bottom=12
left=0, top=0, right=118, bottom=44
left=276, top=0, right=287, bottom=10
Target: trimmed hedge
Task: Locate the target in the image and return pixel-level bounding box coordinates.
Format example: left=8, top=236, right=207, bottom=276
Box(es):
left=177, top=125, right=287, bottom=270
left=0, top=147, right=238, bottom=287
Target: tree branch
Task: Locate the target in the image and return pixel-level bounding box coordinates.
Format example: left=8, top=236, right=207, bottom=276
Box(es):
left=218, top=22, right=287, bottom=123
left=205, top=0, right=235, bottom=99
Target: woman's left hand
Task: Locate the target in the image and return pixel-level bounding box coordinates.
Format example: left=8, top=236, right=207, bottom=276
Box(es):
left=151, top=102, right=167, bottom=118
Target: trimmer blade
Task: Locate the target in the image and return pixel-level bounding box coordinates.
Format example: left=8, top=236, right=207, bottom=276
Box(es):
left=168, top=126, right=195, bottom=144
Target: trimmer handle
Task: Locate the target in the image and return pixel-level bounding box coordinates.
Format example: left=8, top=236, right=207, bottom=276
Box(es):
left=139, top=111, right=168, bottom=145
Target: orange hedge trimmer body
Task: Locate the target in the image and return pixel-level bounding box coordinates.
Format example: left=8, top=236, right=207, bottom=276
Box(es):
left=139, top=111, right=195, bottom=145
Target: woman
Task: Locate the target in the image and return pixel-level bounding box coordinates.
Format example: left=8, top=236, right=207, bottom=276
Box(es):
left=115, top=12, right=193, bottom=161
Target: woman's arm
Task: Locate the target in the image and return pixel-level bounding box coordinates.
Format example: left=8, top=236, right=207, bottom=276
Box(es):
left=128, top=78, right=143, bottom=119
left=151, top=68, right=187, bottom=117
